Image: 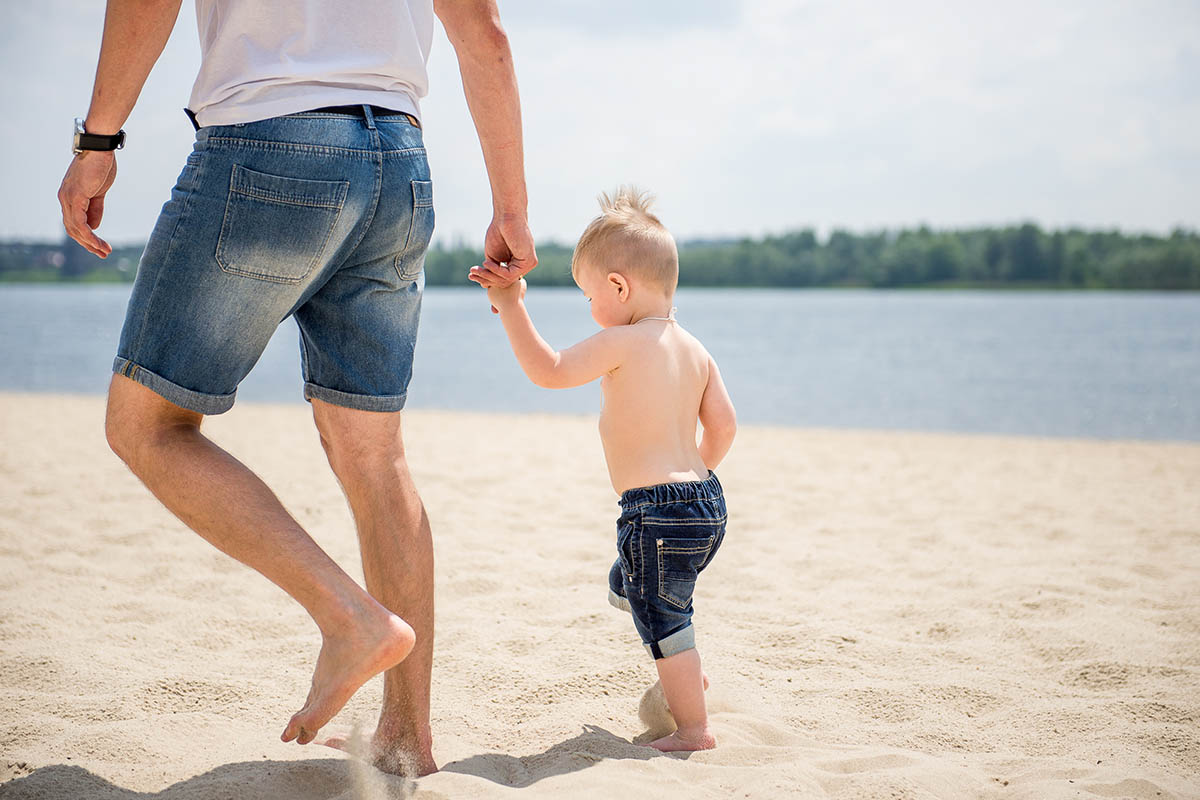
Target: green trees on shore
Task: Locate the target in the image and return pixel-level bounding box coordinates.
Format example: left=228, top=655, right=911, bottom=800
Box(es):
left=5, top=224, right=1198, bottom=289
left=430, top=224, right=1200, bottom=289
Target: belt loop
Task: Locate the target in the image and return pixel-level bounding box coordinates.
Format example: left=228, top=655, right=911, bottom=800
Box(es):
left=362, top=104, right=376, bottom=130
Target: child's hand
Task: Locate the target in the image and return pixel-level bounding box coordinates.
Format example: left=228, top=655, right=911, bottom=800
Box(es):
left=486, top=277, right=526, bottom=313
left=469, top=262, right=525, bottom=314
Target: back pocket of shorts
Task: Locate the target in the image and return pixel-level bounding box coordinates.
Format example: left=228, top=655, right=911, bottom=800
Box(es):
left=655, top=534, right=717, bottom=610
left=394, top=180, right=434, bottom=281
left=215, top=164, right=349, bottom=284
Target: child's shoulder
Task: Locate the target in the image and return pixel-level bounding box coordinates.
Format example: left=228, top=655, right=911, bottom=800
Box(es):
left=593, top=321, right=712, bottom=365
left=673, top=323, right=715, bottom=360
left=628, top=322, right=714, bottom=365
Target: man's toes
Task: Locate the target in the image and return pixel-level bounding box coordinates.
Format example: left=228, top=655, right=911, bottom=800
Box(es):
left=283, top=703, right=316, bottom=743
left=298, top=726, right=318, bottom=745
left=282, top=716, right=302, bottom=743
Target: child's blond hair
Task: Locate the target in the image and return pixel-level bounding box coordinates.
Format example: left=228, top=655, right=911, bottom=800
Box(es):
left=571, top=186, right=679, bottom=292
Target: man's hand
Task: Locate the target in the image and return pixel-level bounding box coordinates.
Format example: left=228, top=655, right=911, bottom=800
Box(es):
left=57, top=0, right=184, bottom=258
left=485, top=277, right=527, bottom=313
left=468, top=213, right=537, bottom=290
left=468, top=213, right=537, bottom=312
left=58, top=151, right=118, bottom=258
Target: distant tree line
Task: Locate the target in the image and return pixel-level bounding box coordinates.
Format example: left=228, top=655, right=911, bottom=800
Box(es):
left=0, top=240, right=145, bottom=283
left=4, top=224, right=1198, bottom=289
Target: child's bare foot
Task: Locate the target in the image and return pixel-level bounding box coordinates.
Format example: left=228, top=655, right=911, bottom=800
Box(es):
left=639, top=673, right=711, bottom=732
left=316, top=729, right=438, bottom=777
left=281, top=611, right=416, bottom=745
left=646, top=649, right=714, bottom=750
left=649, top=726, right=716, bottom=752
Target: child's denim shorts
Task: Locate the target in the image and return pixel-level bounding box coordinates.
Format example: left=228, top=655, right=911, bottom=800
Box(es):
left=112, top=106, right=433, bottom=415
left=608, top=472, right=726, bottom=660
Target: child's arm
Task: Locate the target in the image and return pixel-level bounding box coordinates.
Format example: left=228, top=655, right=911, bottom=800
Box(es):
left=487, top=279, right=628, bottom=389
left=698, top=356, right=737, bottom=470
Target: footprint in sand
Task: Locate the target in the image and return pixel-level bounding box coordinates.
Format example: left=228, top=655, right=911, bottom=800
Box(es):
left=817, top=753, right=915, bottom=774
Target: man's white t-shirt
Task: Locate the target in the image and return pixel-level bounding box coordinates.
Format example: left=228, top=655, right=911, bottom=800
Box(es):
left=188, top=0, right=434, bottom=128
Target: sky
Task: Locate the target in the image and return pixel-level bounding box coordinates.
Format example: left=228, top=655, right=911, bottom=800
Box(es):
left=2, top=0, right=1198, bottom=247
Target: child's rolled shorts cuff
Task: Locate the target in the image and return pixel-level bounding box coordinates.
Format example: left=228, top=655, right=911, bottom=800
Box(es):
left=607, top=588, right=632, bottom=613
left=645, top=624, right=695, bottom=660
left=608, top=589, right=696, bottom=660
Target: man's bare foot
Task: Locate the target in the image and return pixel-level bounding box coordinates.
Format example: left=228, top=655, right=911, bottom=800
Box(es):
left=316, top=730, right=438, bottom=777
left=281, top=611, right=415, bottom=745
left=649, top=727, right=717, bottom=752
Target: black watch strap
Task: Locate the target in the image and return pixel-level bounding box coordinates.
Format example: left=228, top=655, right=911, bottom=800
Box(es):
left=77, top=130, right=126, bottom=152
left=73, top=118, right=126, bottom=153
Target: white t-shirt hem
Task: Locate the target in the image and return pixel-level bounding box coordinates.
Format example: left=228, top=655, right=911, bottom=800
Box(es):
left=193, top=88, right=420, bottom=128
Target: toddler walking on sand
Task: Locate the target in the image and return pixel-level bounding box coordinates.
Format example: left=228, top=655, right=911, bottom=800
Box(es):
left=468, top=188, right=737, bottom=751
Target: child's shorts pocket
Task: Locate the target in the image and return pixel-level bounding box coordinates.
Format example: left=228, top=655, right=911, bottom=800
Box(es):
left=655, top=534, right=717, bottom=610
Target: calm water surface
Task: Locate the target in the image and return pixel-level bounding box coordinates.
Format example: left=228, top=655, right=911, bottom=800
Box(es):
left=1, top=285, right=1197, bottom=441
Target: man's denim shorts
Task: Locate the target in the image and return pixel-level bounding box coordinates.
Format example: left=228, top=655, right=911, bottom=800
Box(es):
left=112, top=106, right=433, bottom=415
left=608, top=472, right=726, bottom=660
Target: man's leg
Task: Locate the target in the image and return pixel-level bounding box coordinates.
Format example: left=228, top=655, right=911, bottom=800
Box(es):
left=104, top=374, right=416, bottom=744
left=309, top=398, right=436, bottom=777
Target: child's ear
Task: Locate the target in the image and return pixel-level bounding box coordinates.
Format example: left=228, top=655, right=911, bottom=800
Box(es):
left=607, top=272, right=630, bottom=302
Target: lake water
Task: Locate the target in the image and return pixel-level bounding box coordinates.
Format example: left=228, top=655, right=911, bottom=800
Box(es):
left=1, top=285, right=1197, bottom=441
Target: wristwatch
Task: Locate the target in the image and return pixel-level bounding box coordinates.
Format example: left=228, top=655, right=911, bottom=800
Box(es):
left=72, top=118, right=126, bottom=154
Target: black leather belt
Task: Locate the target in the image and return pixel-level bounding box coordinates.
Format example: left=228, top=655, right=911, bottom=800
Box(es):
left=181, top=104, right=422, bottom=132
left=309, top=105, right=421, bottom=129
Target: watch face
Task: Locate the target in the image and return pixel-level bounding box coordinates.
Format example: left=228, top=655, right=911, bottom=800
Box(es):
left=72, top=117, right=85, bottom=154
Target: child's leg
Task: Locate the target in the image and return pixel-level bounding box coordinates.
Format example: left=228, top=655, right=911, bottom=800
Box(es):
left=649, top=648, right=716, bottom=751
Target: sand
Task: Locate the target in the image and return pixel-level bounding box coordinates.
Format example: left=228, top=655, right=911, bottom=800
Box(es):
left=1, top=392, right=1198, bottom=799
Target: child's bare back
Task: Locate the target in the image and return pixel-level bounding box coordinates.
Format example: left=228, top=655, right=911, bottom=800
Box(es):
left=597, top=319, right=714, bottom=493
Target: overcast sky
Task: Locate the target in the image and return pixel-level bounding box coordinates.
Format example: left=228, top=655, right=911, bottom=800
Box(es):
left=3, top=0, right=1198, bottom=247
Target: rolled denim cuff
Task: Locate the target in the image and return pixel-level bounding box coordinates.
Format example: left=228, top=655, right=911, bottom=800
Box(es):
left=112, top=357, right=236, bottom=415
left=645, top=624, right=695, bottom=660
left=608, top=588, right=632, bottom=613
left=303, top=381, right=407, bottom=412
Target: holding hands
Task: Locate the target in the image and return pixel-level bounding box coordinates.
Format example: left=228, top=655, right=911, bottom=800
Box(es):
left=485, top=277, right=527, bottom=312
left=468, top=212, right=537, bottom=313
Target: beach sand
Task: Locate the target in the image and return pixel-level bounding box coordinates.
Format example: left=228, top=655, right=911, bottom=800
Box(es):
left=1, top=392, right=1197, bottom=799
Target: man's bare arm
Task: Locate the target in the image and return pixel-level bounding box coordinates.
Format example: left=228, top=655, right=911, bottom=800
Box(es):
left=58, top=0, right=184, bottom=256
left=86, top=0, right=184, bottom=135
left=436, top=0, right=536, bottom=285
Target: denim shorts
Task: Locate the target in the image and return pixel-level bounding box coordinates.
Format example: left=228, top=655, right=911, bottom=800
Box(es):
left=607, top=472, right=726, bottom=660
left=112, top=106, right=433, bottom=415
